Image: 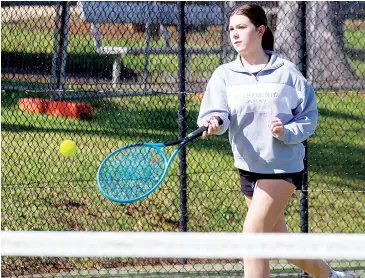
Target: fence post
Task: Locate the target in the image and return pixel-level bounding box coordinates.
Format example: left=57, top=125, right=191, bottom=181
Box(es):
left=58, top=2, right=71, bottom=93
left=177, top=0, right=188, bottom=259
left=51, top=2, right=62, bottom=91
left=298, top=2, right=309, bottom=278
left=51, top=1, right=70, bottom=99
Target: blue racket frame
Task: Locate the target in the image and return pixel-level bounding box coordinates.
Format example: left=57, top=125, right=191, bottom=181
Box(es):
left=97, top=117, right=223, bottom=203
left=97, top=142, right=182, bottom=203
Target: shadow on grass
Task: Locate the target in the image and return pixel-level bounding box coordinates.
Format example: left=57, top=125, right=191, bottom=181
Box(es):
left=319, top=107, right=365, bottom=122
left=1, top=91, right=230, bottom=153
left=313, top=107, right=365, bottom=190
left=1, top=51, right=138, bottom=81
left=2, top=92, right=364, bottom=189
left=308, top=140, right=365, bottom=190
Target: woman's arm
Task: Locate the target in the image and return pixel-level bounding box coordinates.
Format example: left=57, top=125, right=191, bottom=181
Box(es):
left=197, top=67, right=230, bottom=135
left=274, top=81, right=318, bottom=145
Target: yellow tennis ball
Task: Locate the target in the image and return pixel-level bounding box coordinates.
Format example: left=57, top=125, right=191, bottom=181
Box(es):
left=59, top=140, right=77, bottom=157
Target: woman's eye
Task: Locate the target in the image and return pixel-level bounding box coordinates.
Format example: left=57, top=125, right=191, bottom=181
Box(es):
left=229, top=26, right=245, bottom=31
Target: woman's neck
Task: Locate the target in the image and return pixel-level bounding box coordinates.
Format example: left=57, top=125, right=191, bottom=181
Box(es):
left=240, top=49, right=269, bottom=67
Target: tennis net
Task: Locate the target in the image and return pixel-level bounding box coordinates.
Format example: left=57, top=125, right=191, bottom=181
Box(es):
left=2, top=231, right=365, bottom=277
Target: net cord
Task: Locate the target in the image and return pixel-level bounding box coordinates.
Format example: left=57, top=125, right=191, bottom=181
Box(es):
left=2, top=231, right=365, bottom=260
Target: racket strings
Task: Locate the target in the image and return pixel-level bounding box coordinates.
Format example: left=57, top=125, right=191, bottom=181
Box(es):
left=99, top=145, right=166, bottom=200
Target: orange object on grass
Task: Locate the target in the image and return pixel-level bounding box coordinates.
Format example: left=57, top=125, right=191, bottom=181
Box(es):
left=18, top=98, right=93, bottom=119
left=18, top=98, right=47, bottom=113
left=45, top=101, right=93, bottom=119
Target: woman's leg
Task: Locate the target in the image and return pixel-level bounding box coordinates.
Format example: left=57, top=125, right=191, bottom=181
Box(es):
left=242, top=179, right=295, bottom=278
left=271, top=213, right=332, bottom=278
left=244, top=189, right=333, bottom=278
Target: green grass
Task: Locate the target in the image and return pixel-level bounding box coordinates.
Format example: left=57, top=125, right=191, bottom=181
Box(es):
left=121, top=54, right=220, bottom=75
left=2, top=18, right=365, bottom=276
left=3, top=23, right=363, bottom=53
left=307, top=92, right=365, bottom=233
left=3, top=260, right=364, bottom=278
left=1, top=24, right=55, bottom=54
left=2, top=91, right=365, bottom=276
left=1, top=23, right=220, bottom=77
left=1, top=91, right=364, bottom=233
left=344, top=29, right=365, bottom=50
left=349, top=59, right=365, bottom=77
left=344, top=29, right=365, bottom=77
left=2, top=23, right=364, bottom=79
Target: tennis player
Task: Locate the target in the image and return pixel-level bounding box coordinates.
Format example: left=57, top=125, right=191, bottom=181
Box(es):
left=197, top=4, right=354, bottom=278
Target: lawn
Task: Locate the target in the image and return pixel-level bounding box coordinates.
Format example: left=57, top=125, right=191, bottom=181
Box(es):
left=2, top=90, right=364, bottom=277
left=1, top=91, right=364, bottom=233
left=1, top=10, right=365, bottom=277
left=1, top=20, right=364, bottom=80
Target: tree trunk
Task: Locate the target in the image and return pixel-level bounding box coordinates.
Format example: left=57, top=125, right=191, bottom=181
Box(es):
left=275, top=1, right=355, bottom=85
left=275, top=2, right=300, bottom=64
left=306, top=1, right=355, bottom=84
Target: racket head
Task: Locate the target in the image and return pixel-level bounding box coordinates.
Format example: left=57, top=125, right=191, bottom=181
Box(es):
left=97, top=143, right=168, bottom=203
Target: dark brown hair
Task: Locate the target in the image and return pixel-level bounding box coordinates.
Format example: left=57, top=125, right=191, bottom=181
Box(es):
left=227, top=4, right=274, bottom=51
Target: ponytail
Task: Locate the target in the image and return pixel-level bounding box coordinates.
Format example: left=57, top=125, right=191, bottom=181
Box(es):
left=262, top=26, right=274, bottom=51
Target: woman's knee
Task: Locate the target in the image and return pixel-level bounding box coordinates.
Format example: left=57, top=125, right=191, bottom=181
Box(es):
left=243, top=215, right=266, bottom=233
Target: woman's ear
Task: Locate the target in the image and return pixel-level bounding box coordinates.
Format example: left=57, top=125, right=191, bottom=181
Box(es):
left=257, top=25, right=266, bottom=37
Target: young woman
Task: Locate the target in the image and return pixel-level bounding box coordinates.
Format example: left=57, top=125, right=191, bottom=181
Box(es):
left=197, top=4, right=354, bottom=278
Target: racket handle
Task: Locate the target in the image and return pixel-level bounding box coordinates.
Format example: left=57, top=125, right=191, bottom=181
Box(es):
left=164, top=117, right=223, bottom=146
left=187, top=117, right=223, bottom=141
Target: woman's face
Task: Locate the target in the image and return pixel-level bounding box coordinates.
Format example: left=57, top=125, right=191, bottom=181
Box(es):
left=229, top=14, right=264, bottom=55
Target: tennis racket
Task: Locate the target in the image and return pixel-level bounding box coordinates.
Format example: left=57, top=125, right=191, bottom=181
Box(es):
left=97, top=118, right=223, bottom=203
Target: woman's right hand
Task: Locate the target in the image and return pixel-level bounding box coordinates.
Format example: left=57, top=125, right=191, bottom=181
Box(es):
left=202, top=116, right=220, bottom=139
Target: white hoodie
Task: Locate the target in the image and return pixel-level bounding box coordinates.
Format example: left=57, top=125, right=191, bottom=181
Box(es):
left=197, top=51, right=318, bottom=174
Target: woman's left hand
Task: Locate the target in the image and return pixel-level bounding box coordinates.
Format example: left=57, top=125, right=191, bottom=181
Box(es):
left=268, top=117, right=284, bottom=137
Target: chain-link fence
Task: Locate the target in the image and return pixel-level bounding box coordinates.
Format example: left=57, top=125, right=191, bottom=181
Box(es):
left=1, top=1, right=364, bottom=277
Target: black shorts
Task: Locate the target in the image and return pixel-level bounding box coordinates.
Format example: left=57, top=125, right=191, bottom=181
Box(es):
left=238, top=169, right=304, bottom=197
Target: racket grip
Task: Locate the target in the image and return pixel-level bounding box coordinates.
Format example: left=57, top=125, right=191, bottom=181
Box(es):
left=187, top=116, right=223, bottom=141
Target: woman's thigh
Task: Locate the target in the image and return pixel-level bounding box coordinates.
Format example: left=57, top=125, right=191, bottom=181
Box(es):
left=244, top=195, right=288, bottom=233
left=243, top=179, right=295, bottom=233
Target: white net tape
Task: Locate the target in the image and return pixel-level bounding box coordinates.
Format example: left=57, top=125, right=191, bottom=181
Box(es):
left=2, top=231, right=365, bottom=260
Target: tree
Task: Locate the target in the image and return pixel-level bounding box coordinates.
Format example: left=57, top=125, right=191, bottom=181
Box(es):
left=275, top=1, right=356, bottom=85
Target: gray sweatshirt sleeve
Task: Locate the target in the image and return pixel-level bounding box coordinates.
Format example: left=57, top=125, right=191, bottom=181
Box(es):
left=197, top=67, right=230, bottom=135
left=276, top=81, right=318, bottom=144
